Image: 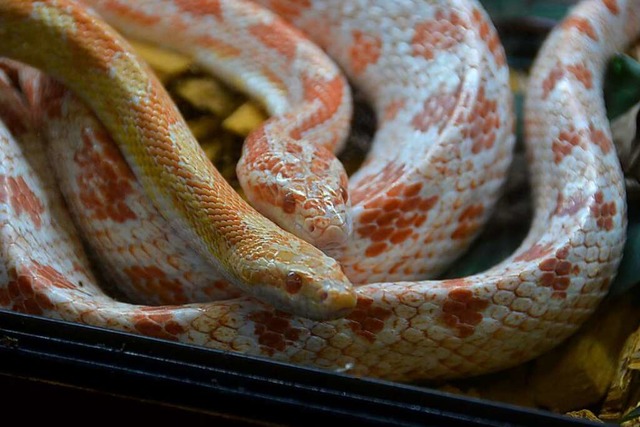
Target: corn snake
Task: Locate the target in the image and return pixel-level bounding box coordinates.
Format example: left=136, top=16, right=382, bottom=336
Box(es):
left=0, top=0, right=630, bottom=381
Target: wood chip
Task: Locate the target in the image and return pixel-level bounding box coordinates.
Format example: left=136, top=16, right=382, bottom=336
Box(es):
left=174, top=77, right=239, bottom=116
left=566, top=410, right=603, bottom=422
left=129, top=39, right=193, bottom=83
left=601, top=328, right=640, bottom=421
left=530, top=296, right=640, bottom=413
left=222, top=101, right=267, bottom=137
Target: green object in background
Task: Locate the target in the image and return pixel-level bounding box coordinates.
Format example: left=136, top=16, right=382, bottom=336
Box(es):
left=605, top=54, right=640, bottom=120
left=480, top=0, right=576, bottom=20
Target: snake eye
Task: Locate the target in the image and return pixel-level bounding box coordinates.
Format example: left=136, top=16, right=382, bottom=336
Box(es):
left=340, top=186, right=348, bottom=203
left=285, top=271, right=303, bottom=294
left=283, top=192, right=296, bottom=214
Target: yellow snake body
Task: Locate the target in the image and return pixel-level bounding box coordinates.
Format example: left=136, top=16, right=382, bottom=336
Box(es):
left=0, top=0, right=356, bottom=320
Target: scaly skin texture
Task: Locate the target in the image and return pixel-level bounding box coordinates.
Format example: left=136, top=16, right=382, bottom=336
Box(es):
left=0, top=0, right=356, bottom=320
left=0, top=0, right=630, bottom=381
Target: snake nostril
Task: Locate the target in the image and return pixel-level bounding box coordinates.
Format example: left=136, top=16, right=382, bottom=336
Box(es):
left=308, top=224, right=316, bottom=234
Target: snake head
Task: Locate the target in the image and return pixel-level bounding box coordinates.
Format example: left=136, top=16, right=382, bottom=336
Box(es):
left=233, top=234, right=357, bottom=320
left=238, top=126, right=352, bottom=251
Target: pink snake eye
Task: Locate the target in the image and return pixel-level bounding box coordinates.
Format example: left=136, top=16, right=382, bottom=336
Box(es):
left=340, top=186, right=348, bottom=203
left=282, top=192, right=297, bottom=214
left=285, top=271, right=303, bottom=294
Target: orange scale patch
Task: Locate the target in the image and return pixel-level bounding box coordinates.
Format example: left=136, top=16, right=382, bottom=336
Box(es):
left=289, top=75, right=345, bottom=141
left=471, top=8, right=506, bottom=66
left=383, top=99, right=406, bottom=121
left=74, top=127, right=137, bottom=223
left=123, top=265, right=187, bottom=305
left=552, top=126, right=582, bottom=164
left=589, top=124, right=613, bottom=154
left=174, top=0, right=222, bottom=19
left=451, top=203, right=484, bottom=240
left=458, top=86, right=499, bottom=154
left=390, top=229, right=414, bottom=245
left=346, top=297, right=392, bottom=343
left=0, top=175, right=44, bottom=229
left=590, top=191, right=617, bottom=231
left=541, top=64, right=564, bottom=100
left=365, top=242, right=388, bottom=257
left=562, top=16, right=598, bottom=41
left=440, top=288, right=489, bottom=338
left=603, top=0, right=619, bottom=15
left=349, top=30, right=382, bottom=76
left=265, top=0, right=312, bottom=22
left=248, top=310, right=305, bottom=356
left=514, top=243, right=555, bottom=262
left=250, top=21, right=300, bottom=61
left=536, top=246, right=577, bottom=296
left=3, top=262, right=77, bottom=315
left=411, top=87, right=460, bottom=134
left=132, top=309, right=185, bottom=341
left=411, top=10, right=467, bottom=60
left=351, top=163, right=405, bottom=205
left=566, top=63, right=593, bottom=90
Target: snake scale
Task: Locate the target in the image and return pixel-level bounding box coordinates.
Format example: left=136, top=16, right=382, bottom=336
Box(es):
left=0, top=0, right=631, bottom=381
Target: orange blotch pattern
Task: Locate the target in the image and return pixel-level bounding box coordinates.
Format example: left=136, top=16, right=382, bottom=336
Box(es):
left=349, top=30, right=382, bottom=75
left=101, top=0, right=161, bottom=26
left=412, top=86, right=460, bottom=133
left=562, top=16, right=599, bottom=41
left=194, top=34, right=242, bottom=57
left=537, top=246, right=577, bottom=299
left=440, top=288, right=489, bottom=338
left=248, top=310, right=306, bottom=355
left=0, top=175, right=44, bottom=229
left=289, top=75, right=345, bottom=141
left=541, top=64, right=564, bottom=100
left=603, top=0, right=619, bottom=15
left=459, top=86, right=500, bottom=154
left=173, top=0, right=222, bottom=19
left=346, top=297, right=393, bottom=343
left=0, top=262, right=75, bottom=316
left=591, top=191, right=617, bottom=231
left=552, top=126, right=581, bottom=164
left=383, top=99, right=406, bottom=121
left=250, top=21, right=300, bottom=61
left=74, top=127, right=137, bottom=222
left=589, top=124, right=612, bottom=154
left=412, top=10, right=466, bottom=60
left=566, top=63, right=593, bottom=90
left=355, top=171, right=439, bottom=261
left=263, top=0, right=311, bottom=22
left=123, top=265, right=188, bottom=304
left=451, top=203, right=484, bottom=240
left=132, top=307, right=186, bottom=341
left=471, top=8, right=506, bottom=66
left=514, top=242, right=555, bottom=263
left=542, top=62, right=592, bottom=99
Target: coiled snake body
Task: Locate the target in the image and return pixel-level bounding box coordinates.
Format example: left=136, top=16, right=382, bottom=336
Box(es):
left=0, top=0, right=630, bottom=381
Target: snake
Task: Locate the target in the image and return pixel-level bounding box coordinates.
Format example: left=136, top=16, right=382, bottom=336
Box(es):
left=0, top=0, right=630, bottom=381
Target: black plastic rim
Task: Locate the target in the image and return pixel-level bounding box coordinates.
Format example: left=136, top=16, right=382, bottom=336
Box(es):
left=0, top=309, right=606, bottom=426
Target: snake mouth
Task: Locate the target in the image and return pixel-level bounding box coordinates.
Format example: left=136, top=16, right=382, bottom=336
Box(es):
left=303, top=216, right=352, bottom=250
